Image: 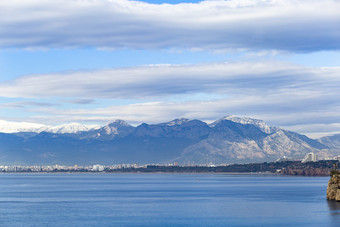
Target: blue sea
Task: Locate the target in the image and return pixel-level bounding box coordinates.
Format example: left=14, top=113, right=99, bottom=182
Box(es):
left=0, top=173, right=339, bottom=226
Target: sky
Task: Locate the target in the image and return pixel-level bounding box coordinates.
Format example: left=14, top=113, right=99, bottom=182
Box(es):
left=0, top=0, right=340, bottom=138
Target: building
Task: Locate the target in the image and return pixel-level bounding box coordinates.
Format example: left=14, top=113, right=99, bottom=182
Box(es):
left=301, top=152, right=318, bottom=163
left=92, top=164, right=105, bottom=172
left=275, top=156, right=294, bottom=162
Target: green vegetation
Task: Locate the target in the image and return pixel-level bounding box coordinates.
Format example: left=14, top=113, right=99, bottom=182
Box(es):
left=330, top=169, right=340, bottom=176
left=105, top=160, right=339, bottom=176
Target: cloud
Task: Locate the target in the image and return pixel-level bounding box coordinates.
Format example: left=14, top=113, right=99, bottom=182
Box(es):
left=0, top=101, right=57, bottom=108
left=1, top=61, right=339, bottom=100
left=62, top=99, right=95, bottom=104
left=1, top=60, right=340, bottom=137
left=1, top=0, right=339, bottom=52
left=284, top=123, right=340, bottom=139
left=23, top=94, right=340, bottom=138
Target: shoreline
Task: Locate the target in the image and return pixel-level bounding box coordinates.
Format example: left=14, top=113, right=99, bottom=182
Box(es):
left=1, top=160, right=336, bottom=176
left=0, top=171, right=324, bottom=176
left=0, top=171, right=276, bottom=174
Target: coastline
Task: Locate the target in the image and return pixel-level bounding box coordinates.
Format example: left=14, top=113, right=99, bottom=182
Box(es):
left=1, top=160, right=337, bottom=176
left=0, top=171, right=315, bottom=176
left=0, top=171, right=276, bottom=175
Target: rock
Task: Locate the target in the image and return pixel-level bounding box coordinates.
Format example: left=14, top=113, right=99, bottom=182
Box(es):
left=336, top=189, right=340, bottom=201
left=327, top=172, right=340, bottom=201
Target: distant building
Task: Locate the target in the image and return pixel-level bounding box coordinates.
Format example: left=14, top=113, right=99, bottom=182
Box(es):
left=301, top=152, right=318, bottom=163
left=276, top=156, right=294, bottom=162
left=92, top=164, right=105, bottom=172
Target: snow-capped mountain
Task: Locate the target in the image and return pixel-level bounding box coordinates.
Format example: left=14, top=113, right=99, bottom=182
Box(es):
left=0, top=120, right=47, bottom=133
left=177, top=117, right=329, bottom=164
left=43, top=123, right=100, bottom=134
left=81, top=120, right=134, bottom=140
left=210, top=115, right=273, bottom=134
left=0, top=116, right=338, bottom=165
left=161, top=118, right=190, bottom=126
left=0, top=120, right=99, bottom=134
left=133, top=119, right=211, bottom=140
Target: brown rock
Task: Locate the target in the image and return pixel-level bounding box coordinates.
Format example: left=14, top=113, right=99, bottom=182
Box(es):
left=327, top=173, right=340, bottom=201
left=336, top=189, right=340, bottom=201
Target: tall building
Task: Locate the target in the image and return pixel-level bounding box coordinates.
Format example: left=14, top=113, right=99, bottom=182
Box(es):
left=301, top=152, right=318, bottom=163
left=92, top=164, right=105, bottom=172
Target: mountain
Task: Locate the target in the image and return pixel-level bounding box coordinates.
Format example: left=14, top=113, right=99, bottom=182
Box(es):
left=78, top=120, right=134, bottom=140
left=133, top=119, right=210, bottom=140
left=43, top=123, right=100, bottom=134
left=176, top=118, right=329, bottom=164
left=0, top=120, right=47, bottom=133
left=210, top=115, right=273, bottom=134
left=318, top=134, right=340, bottom=149
left=0, top=116, right=338, bottom=165
left=0, top=120, right=99, bottom=134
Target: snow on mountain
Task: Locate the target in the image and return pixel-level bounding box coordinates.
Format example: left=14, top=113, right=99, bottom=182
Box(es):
left=210, top=115, right=273, bottom=134
left=43, top=123, right=100, bottom=134
left=102, top=120, right=134, bottom=135
left=134, top=119, right=210, bottom=140
left=0, top=120, right=47, bottom=133
left=81, top=120, right=135, bottom=140
left=0, top=120, right=99, bottom=134
left=162, top=118, right=190, bottom=126
left=177, top=122, right=327, bottom=164
left=0, top=116, right=337, bottom=165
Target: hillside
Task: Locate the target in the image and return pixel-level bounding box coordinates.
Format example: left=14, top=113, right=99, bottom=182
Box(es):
left=0, top=116, right=338, bottom=165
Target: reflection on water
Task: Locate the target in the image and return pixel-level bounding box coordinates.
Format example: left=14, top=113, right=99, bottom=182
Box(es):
left=327, top=200, right=340, bottom=225
left=328, top=200, right=340, bottom=214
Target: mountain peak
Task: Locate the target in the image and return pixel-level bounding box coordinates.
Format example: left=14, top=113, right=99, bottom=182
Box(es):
left=102, top=120, right=133, bottom=135
left=44, top=123, right=100, bottom=134
left=210, top=115, right=272, bottom=134
left=0, top=116, right=335, bottom=165
left=164, top=118, right=190, bottom=126
left=108, top=119, right=131, bottom=127
left=0, top=120, right=47, bottom=133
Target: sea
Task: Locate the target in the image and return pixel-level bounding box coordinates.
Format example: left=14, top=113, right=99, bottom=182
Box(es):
left=0, top=173, right=339, bottom=226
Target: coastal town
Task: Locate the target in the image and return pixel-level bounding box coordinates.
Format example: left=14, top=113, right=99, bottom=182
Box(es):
left=1, top=152, right=339, bottom=176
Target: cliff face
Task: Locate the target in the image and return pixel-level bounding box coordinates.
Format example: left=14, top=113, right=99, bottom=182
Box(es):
left=327, top=173, right=340, bottom=201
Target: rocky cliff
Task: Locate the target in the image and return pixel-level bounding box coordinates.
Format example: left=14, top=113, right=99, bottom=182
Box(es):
left=327, top=171, right=340, bottom=201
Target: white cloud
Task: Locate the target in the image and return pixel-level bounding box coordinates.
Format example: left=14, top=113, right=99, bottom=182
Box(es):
left=1, top=61, right=339, bottom=100
left=0, top=0, right=339, bottom=52
left=284, top=123, right=340, bottom=139
left=17, top=92, right=340, bottom=132
left=1, top=60, right=340, bottom=137
left=13, top=93, right=340, bottom=138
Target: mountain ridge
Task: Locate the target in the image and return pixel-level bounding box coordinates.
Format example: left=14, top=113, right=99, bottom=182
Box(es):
left=0, top=120, right=100, bottom=134
left=0, top=116, right=338, bottom=165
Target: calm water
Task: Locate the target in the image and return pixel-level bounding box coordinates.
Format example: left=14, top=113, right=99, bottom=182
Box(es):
left=0, top=173, right=339, bottom=226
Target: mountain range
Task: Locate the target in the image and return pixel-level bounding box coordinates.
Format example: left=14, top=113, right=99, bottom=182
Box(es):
left=0, top=116, right=339, bottom=165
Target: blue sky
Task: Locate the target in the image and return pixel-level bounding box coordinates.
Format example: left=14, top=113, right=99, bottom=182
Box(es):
left=0, top=0, right=340, bottom=138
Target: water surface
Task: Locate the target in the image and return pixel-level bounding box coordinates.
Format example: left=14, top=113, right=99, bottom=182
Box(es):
left=0, top=173, right=338, bottom=226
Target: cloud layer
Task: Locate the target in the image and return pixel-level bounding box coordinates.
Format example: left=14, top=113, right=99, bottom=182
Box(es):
left=1, top=0, right=339, bottom=52
left=1, top=61, right=340, bottom=137
left=1, top=0, right=340, bottom=137
left=1, top=61, right=339, bottom=100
